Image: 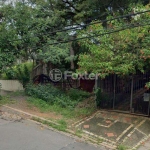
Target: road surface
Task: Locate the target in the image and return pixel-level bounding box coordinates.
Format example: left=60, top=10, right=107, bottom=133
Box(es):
left=0, top=118, right=105, bottom=150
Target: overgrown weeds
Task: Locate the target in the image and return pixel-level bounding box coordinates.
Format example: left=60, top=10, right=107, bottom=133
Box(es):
left=25, top=83, right=91, bottom=110
left=27, top=97, right=95, bottom=118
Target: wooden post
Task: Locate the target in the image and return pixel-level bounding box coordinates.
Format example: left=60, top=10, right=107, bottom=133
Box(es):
left=130, top=76, right=134, bottom=113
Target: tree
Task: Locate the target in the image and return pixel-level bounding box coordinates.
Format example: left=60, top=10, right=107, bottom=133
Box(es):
left=77, top=4, right=150, bottom=78
left=47, top=0, right=149, bottom=70
left=0, top=4, right=20, bottom=72
left=0, top=0, right=149, bottom=73
left=0, top=1, right=70, bottom=73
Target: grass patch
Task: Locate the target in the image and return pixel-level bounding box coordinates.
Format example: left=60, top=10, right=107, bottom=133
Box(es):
left=32, top=117, right=67, bottom=132
left=8, top=90, right=25, bottom=97
left=75, top=129, right=83, bottom=138
left=27, top=97, right=50, bottom=112
left=67, top=88, right=90, bottom=101
left=97, top=138, right=104, bottom=144
left=27, top=97, right=95, bottom=118
left=117, top=145, right=127, bottom=150
left=0, top=96, right=15, bottom=106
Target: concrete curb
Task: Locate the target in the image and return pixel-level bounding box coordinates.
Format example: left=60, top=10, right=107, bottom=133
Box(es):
left=3, top=105, right=60, bottom=125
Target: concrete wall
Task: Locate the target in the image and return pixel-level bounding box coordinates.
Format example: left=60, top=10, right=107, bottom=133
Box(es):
left=0, top=80, right=24, bottom=91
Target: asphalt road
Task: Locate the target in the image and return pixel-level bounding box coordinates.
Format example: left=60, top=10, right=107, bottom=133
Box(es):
left=0, top=118, right=104, bottom=150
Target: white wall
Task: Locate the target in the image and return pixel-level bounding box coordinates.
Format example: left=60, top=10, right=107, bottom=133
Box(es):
left=0, top=80, right=24, bottom=91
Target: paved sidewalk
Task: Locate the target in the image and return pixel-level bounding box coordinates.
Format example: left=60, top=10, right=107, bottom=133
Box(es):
left=137, top=138, right=150, bottom=150
left=74, top=111, right=150, bottom=149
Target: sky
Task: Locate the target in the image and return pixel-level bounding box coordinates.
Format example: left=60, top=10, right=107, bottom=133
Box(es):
left=1, top=0, right=19, bottom=5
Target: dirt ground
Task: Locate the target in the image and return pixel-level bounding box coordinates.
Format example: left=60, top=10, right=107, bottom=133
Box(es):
left=0, top=90, right=62, bottom=120
left=10, top=100, right=62, bottom=120
left=0, top=90, right=96, bottom=123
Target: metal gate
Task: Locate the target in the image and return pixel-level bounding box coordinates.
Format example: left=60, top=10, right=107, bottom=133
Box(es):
left=97, top=72, right=150, bottom=116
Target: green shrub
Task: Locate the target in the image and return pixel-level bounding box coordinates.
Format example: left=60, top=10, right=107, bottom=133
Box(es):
left=16, top=64, right=30, bottom=88
left=67, top=88, right=90, bottom=101
left=0, top=68, right=16, bottom=80
left=0, top=62, right=33, bottom=81
left=95, top=88, right=111, bottom=108
left=25, top=84, right=79, bottom=108
left=25, top=84, right=61, bottom=103
left=5, top=68, right=16, bottom=79
left=95, top=88, right=103, bottom=107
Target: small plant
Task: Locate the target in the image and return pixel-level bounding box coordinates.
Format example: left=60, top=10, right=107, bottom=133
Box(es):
left=95, top=88, right=111, bottom=108
left=95, top=88, right=103, bottom=107
left=16, top=64, right=30, bottom=88
left=57, top=119, right=67, bottom=130
left=75, top=129, right=83, bottom=138
left=145, top=82, right=150, bottom=89
left=97, top=138, right=103, bottom=144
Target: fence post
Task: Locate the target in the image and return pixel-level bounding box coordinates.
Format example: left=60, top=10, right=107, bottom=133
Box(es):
left=148, top=95, right=150, bottom=116
left=130, top=76, right=134, bottom=113
left=113, top=74, right=116, bottom=109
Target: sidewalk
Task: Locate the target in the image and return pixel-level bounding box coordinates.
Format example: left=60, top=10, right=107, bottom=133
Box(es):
left=138, top=138, right=150, bottom=150
left=74, top=111, right=150, bottom=149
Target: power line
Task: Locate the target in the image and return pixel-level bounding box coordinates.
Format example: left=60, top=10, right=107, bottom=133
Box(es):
left=45, top=10, right=150, bottom=34
left=2, top=9, right=150, bottom=44
left=1, top=20, right=149, bottom=49
left=38, top=22, right=150, bottom=45
left=23, top=21, right=150, bottom=51
left=1, top=20, right=149, bottom=61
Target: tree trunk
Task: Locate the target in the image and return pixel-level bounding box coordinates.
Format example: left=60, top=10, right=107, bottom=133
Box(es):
left=70, top=36, right=75, bottom=70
